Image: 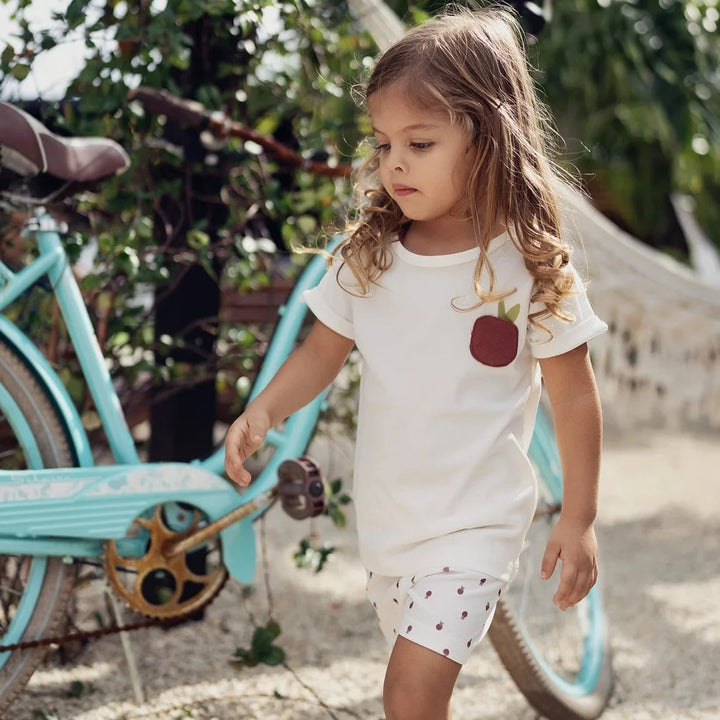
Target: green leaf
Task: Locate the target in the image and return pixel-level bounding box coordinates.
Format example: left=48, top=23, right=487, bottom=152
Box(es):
left=251, top=625, right=277, bottom=655
left=67, top=680, right=86, bottom=698
left=10, top=63, right=30, bottom=80
left=65, top=0, right=87, bottom=27
left=263, top=645, right=286, bottom=666
left=1, top=44, right=15, bottom=66
left=232, top=648, right=250, bottom=662
left=505, top=304, right=521, bottom=323
left=187, top=229, right=210, bottom=249
left=265, top=619, right=281, bottom=640
left=329, top=506, right=346, bottom=529
left=296, top=214, right=317, bottom=235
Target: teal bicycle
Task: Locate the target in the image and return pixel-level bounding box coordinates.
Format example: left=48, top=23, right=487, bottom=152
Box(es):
left=0, top=94, right=613, bottom=719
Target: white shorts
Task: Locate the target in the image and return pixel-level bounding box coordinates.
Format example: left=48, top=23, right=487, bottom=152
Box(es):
left=366, top=566, right=506, bottom=665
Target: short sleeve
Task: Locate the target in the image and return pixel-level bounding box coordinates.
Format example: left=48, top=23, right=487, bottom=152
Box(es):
left=303, top=257, right=356, bottom=340
left=527, top=265, right=607, bottom=359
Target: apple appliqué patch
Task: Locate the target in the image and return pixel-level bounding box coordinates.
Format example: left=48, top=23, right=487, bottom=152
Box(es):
left=470, top=300, right=520, bottom=367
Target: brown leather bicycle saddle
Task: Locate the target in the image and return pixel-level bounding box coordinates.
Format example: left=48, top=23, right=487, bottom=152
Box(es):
left=0, top=101, right=129, bottom=183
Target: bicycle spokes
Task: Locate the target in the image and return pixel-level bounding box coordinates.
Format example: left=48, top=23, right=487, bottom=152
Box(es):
left=0, top=556, right=30, bottom=633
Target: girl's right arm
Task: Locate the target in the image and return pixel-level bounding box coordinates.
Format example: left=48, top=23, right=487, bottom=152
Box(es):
left=224, top=319, right=355, bottom=486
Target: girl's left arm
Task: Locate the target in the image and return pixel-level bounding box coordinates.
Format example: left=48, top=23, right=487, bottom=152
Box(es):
left=537, top=342, right=603, bottom=611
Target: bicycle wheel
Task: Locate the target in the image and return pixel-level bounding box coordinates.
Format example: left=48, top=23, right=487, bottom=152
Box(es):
left=0, top=338, right=77, bottom=716
left=488, top=405, right=613, bottom=720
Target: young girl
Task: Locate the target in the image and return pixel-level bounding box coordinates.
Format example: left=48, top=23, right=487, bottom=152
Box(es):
left=226, top=7, right=606, bottom=719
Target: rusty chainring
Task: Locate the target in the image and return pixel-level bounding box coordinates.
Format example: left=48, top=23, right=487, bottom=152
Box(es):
left=103, top=503, right=228, bottom=619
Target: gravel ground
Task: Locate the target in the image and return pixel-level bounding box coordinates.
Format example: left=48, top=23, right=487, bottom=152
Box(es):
left=6, top=427, right=720, bottom=720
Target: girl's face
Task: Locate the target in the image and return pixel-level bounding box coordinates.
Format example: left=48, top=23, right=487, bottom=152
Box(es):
left=368, top=84, right=475, bottom=230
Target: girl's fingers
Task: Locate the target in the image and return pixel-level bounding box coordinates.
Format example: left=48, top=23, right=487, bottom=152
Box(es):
left=225, top=417, right=260, bottom=486
left=553, top=564, right=579, bottom=609
left=555, top=565, right=597, bottom=610
left=540, top=541, right=560, bottom=581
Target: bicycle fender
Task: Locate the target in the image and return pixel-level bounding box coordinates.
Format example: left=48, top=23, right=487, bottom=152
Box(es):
left=219, top=518, right=257, bottom=583
left=0, top=317, right=93, bottom=466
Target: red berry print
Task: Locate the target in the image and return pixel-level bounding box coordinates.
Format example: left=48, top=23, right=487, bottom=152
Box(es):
left=498, top=588, right=502, bottom=596
left=470, top=301, right=521, bottom=367
left=393, top=598, right=398, bottom=604
left=395, top=579, right=400, bottom=588
left=443, top=566, right=450, bottom=573
left=436, top=621, right=444, bottom=631
left=480, top=578, right=486, bottom=585
left=372, top=602, right=377, bottom=608
left=407, top=625, right=413, bottom=633
left=467, top=640, right=472, bottom=648
left=485, top=602, right=490, bottom=611
left=411, top=576, right=416, bottom=583
left=443, top=648, right=450, bottom=656
left=425, top=590, right=432, bottom=599
left=409, top=601, right=414, bottom=609
left=461, top=611, right=468, bottom=620
left=457, top=585, right=465, bottom=595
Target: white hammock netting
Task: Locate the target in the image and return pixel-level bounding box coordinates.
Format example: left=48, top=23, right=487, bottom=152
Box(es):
left=348, top=0, right=720, bottom=431
left=564, top=189, right=720, bottom=431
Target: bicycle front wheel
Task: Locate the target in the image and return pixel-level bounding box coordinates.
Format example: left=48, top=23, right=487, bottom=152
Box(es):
left=488, top=406, right=613, bottom=720
left=0, top=339, right=77, bottom=716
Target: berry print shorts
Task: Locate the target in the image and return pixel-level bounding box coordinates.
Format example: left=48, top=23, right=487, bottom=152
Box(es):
left=366, top=566, right=506, bottom=665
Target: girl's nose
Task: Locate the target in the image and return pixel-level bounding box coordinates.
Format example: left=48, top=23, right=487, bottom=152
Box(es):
left=389, top=148, right=407, bottom=172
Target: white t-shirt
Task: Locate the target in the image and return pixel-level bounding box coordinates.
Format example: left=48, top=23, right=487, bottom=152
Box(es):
left=303, top=234, right=607, bottom=581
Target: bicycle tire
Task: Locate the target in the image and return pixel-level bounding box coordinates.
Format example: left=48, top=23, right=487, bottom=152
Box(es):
left=488, top=406, right=614, bottom=720
left=0, top=338, right=77, bottom=717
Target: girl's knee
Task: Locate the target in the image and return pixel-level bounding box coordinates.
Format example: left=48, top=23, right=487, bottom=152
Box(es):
left=383, top=637, right=459, bottom=720
left=384, top=673, right=451, bottom=720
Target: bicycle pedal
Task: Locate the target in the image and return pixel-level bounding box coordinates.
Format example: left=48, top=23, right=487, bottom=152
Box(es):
left=277, top=456, right=326, bottom=520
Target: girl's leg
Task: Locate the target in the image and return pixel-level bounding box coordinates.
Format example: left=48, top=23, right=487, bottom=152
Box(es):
left=383, top=635, right=462, bottom=720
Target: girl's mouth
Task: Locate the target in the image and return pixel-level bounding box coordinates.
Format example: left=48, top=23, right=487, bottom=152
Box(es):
left=393, top=185, right=417, bottom=197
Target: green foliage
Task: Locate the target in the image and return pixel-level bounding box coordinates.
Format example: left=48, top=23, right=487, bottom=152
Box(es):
left=231, top=619, right=286, bottom=667
left=293, top=536, right=336, bottom=572
left=325, top=476, right=353, bottom=529
left=66, top=679, right=94, bottom=698
left=0, top=0, right=376, bottom=419
left=531, top=0, right=720, bottom=253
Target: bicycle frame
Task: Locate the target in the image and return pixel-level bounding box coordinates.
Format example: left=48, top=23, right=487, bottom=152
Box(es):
left=0, top=209, right=334, bottom=583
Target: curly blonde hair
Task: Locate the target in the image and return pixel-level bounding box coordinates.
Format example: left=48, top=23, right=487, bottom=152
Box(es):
left=337, top=5, right=576, bottom=326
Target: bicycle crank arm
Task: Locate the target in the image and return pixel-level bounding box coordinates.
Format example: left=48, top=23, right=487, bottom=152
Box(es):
left=164, top=488, right=278, bottom=557
left=164, top=456, right=328, bottom=556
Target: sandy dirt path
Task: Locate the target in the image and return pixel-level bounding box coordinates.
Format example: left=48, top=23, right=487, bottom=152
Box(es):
left=7, top=428, right=720, bottom=720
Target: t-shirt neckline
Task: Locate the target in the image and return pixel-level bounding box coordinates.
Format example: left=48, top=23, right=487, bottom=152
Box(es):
left=394, top=232, right=509, bottom=267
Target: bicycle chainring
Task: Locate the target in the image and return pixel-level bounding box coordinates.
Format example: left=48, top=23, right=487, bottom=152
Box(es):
left=104, top=503, right=227, bottom=619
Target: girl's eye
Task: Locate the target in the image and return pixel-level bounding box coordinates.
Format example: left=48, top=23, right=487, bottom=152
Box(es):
left=411, top=141, right=433, bottom=150
left=373, top=141, right=390, bottom=152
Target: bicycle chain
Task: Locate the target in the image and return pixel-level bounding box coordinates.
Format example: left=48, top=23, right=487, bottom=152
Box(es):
left=0, top=614, right=184, bottom=653
left=0, top=573, right=227, bottom=653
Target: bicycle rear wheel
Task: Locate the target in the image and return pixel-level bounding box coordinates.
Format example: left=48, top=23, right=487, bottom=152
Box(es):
left=0, top=338, right=77, bottom=716
left=488, top=405, right=613, bottom=720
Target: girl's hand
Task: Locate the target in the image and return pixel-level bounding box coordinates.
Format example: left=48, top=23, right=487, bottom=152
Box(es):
left=224, top=406, right=271, bottom=487
left=540, top=517, right=599, bottom=611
